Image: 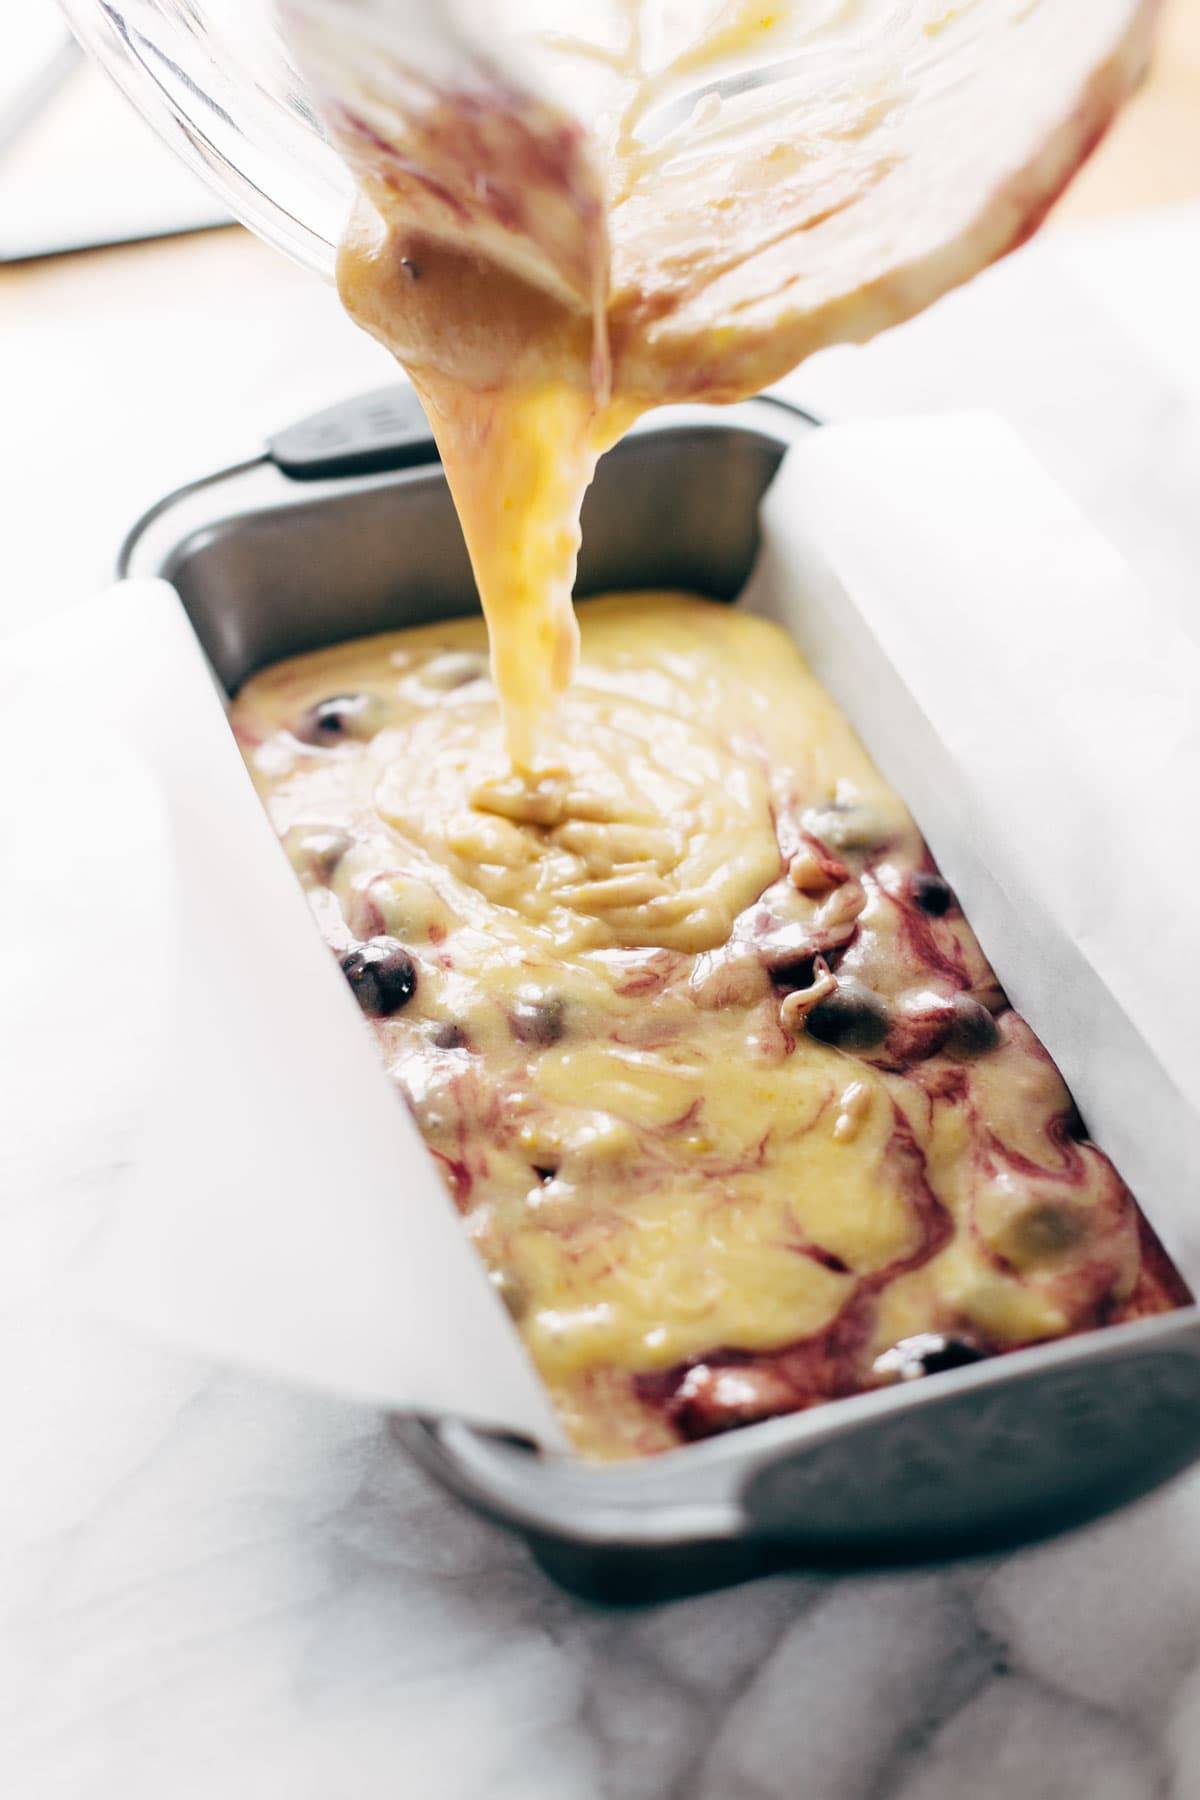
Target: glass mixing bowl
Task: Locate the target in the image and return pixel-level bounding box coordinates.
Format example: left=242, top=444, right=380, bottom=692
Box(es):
left=60, top=1, right=1157, bottom=366
left=57, top=0, right=346, bottom=276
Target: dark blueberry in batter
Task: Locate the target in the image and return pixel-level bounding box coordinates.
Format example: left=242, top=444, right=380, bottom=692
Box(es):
left=431, top=1022, right=468, bottom=1050
left=511, top=995, right=565, bottom=1047
left=757, top=928, right=820, bottom=977
left=1013, top=1203, right=1085, bottom=1258
left=340, top=937, right=417, bottom=1017
left=875, top=1333, right=987, bottom=1382
left=767, top=949, right=819, bottom=989
left=296, top=693, right=378, bottom=746
left=1063, top=1106, right=1088, bottom=1143
left=917, top=1336, right=987, bottom=1375
left=910, top=871, right=954, bottom=916
left=807, top=980, right=890, bottom=1052
left=944, top=994, right=1000, bottom=1057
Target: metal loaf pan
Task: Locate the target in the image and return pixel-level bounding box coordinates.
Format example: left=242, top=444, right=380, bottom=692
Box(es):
left=121, top=389, right=1200, bottom=1602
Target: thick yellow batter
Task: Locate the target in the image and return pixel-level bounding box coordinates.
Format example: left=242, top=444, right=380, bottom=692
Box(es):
left=336, top=209, right=633, bottom=771
left=233, top=594, right=1186, bottom=1459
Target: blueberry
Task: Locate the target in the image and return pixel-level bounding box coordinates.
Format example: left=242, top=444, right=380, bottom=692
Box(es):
left=285, top=824, right=352, bottom=883
left=296, top=693, right=379, bottom=746
left=874, top=1333, right=987, bottom=1382
left=340, top=937, right=417, bottom=1016
left=911, top=871, right=954, bottom=916
left=431, top=1021, right=468, bottom=1050
left=944, top=994, right=1000, bottom=1057
left=511, top=996, right=565, bottom=1047
left=1013, top=1203, right=1084, bottom=1258
left=806, top=980, right=890, bottom=1052
left=756, top=927, right=820, bottom=977
left=1063, top=1106, right=1088, bottom=1143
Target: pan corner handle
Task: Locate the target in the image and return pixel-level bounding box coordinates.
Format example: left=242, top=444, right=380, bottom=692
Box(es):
left=268, top=385, right=440, bottom=481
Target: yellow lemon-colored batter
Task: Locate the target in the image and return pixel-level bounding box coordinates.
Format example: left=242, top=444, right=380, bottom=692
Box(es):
left=233, top=594, right=1186, bottom=1458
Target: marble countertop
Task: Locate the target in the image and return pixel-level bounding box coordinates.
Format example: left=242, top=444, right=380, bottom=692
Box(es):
left=4, top=209, right=1200, bottom=1799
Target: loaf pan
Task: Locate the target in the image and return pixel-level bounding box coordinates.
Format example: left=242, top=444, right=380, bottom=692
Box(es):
left=120, top=388, right=1200, bottom=1601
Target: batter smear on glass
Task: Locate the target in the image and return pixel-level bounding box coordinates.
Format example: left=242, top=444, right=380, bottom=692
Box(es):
left=280, top=0, right=1158, bottom=769
left=233, top=593, right=1189, bottom=1459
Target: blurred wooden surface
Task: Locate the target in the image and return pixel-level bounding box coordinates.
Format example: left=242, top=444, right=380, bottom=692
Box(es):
left=1056, top=0, right=1200, bottom=219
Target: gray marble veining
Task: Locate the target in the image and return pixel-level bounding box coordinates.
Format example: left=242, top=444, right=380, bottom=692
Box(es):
left=6, top=1310, right=1200, bottom=1798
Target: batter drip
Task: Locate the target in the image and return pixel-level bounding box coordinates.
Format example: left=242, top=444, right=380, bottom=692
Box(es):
left=289, top=0, right=1156, bottom=767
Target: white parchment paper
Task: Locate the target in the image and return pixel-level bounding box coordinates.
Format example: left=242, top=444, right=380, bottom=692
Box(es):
left=745, top=413, right=1200, bottom=1286
left=4, top=582, right=561, bottom=1446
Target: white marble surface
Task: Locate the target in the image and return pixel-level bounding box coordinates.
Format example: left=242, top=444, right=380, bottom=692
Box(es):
left=4, top=210, right=1200, bottom=1799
